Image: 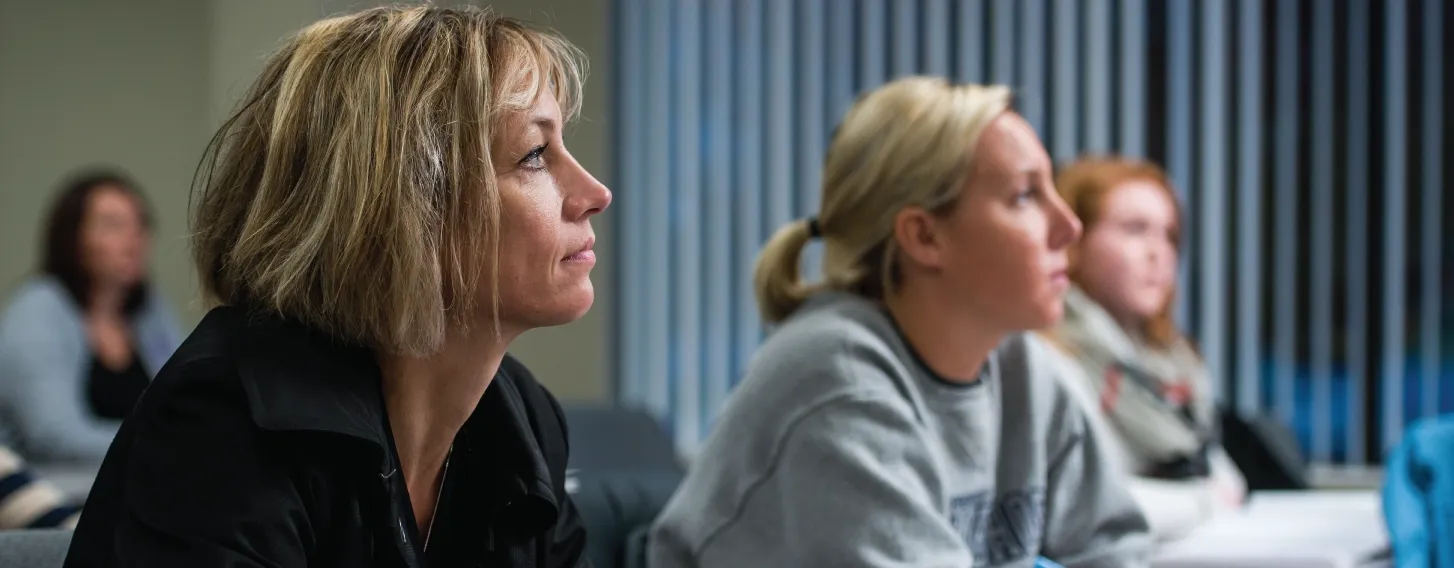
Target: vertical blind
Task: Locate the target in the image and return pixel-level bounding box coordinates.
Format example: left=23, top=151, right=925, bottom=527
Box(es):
left=612, top=0, right=1450, bottom=463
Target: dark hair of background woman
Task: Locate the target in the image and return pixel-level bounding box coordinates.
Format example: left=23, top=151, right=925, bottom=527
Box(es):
left=40, top=169, right=154, bottom=316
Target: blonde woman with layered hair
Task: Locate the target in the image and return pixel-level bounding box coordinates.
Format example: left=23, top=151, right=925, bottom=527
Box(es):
left=650, top=77, right=1152, bottom=568
left=66, top=7, right=609, bottom=567
left=1041, top=156, right=1246, bottom=542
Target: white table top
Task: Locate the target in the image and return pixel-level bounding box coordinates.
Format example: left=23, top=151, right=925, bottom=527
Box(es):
left=1151, top=490, right=1390, bottom=568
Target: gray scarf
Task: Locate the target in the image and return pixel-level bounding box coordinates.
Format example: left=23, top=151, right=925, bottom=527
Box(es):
left=1050, top=286, right=1215, bottom=475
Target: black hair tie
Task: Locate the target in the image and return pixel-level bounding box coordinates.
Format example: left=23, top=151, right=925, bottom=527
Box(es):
left=805, top=217, right=822, bottom=238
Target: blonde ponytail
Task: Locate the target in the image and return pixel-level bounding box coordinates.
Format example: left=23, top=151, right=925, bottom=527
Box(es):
left=752, top=77, right=1011, bottom=326
left=753, top=218, right=819, bottom=324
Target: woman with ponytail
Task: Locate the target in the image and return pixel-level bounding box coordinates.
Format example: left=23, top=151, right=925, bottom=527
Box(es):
left=650, top=77, right=1152, bottom=568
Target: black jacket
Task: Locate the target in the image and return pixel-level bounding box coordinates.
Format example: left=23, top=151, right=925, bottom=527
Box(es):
left=65, top=306, right=589, bottom=567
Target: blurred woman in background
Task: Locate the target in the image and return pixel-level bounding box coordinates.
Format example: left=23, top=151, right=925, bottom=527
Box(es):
left=0, top=170, right=181, bottom=464
left=651, top=77, right=1151, bottom=568
left=1041, top=156, right=1246, bottom=542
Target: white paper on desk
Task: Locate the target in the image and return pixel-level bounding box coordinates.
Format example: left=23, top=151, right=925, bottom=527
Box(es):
left=1151, top=490, right=1390, bottom=568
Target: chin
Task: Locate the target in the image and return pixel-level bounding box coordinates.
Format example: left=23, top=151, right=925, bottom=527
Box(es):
left=104, top=272, right=144, bottom=289
left=1025, top=299, right=1066, bottom=330
left=1130, top=301, right=1165, bottom=321
left=536, top=288, right=595, bottom=328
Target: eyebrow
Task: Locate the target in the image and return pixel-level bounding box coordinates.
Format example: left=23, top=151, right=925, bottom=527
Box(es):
left=529, top=115, right=559, bottom=134
left=1010, top=166, right=1044, bottom=180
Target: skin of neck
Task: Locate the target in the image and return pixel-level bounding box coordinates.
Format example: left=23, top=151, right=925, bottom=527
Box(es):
left=88, top=281, right=129, bottom=318
left=1115, top=313, right=1148, bottom=341
left=1088, top=287, right=1152, bottom=342
left=376, top=320, right=522, bottom=515
left=883, top=275, right=1006, bottom=384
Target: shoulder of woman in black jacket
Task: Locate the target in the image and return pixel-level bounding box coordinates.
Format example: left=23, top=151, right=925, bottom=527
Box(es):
left=64, top=306, right=589, bottom=568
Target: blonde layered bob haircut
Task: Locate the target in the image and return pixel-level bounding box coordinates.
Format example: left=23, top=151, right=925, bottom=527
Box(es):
left=754, top=77, right=1012, bottom=324
left=191, top=6, right=586, bottom=355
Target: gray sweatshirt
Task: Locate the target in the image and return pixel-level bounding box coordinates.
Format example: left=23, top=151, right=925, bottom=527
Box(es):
left=648, top=293, right=1152, bottom=568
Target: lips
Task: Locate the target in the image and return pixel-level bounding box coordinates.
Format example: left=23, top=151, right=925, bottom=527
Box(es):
left=1048, top=265, right=1070, bottom=285
left=563, top=237, right=595, bottom=263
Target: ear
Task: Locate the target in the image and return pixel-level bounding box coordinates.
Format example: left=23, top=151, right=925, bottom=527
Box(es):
left=892, top=206, right=946, bottom=271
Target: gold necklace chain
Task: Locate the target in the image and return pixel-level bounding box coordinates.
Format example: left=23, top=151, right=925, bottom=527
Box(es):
left=422, top=445, right=453, bottom=553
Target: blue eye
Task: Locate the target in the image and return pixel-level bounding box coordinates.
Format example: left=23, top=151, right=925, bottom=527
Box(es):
left=519, top=144, right=548, bottom=170
left=1014, top=186, right=1040, bottom=204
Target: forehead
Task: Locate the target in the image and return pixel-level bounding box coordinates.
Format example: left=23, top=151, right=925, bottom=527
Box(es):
left=499, top=91, right=563, bottom=137
left=1101, top=179, right=1177, bottom=219
left=970, top=113, right=1050, bottom=180
left=87, top=185, right=138, bottom=210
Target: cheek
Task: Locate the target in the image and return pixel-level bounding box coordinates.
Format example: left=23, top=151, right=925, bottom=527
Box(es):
left=997, top=217, right=1053, bottom=274
left=500, top=183, right=556, bottom=241
left=81, top=231, right=114, bottom=263
left=499, top=218, right=555, bottom=280
left=953, top=219, right=1045, bottom=291
left=497, top=200, right=565, bottom=287
left=1158, top=247, right=1180, bottom=279
left=1077, top=238, right=1137, bottom=289
left=1080, top=242, right=1169, bottom=317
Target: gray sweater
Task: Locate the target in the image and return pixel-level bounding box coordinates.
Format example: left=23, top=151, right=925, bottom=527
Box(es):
left=0, top=276, right=182, bottom=463
left=649, top=293, right=1152, bottom=568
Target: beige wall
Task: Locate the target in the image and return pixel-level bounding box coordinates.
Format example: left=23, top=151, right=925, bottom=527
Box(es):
left=0, top=0, right=210, bottom=317
left=0, top=0, right=613, bottom=400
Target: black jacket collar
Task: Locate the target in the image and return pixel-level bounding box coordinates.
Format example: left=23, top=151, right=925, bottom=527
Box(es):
left=233, top=309, right=387, bottom=446
left=220, top=306, right=560, bottom=539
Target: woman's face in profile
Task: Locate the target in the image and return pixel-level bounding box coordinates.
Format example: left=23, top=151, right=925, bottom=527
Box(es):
left=489, top=92, right=612, bottom=330
left=931, top=112, right=1083, bottom=331
left=1076, top=180, right=1179, bottom=325
left=81, top=185, right=151, bottom=290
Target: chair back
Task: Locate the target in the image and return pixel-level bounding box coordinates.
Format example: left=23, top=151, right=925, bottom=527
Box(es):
left=0, top=529, right=71, bottom=568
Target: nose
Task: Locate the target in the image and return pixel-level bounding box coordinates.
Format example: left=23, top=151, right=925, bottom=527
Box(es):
left=1149, top=238, right=1178, bottom=271
left=1047, top=190, right=1082, bottom=250
left=562, top=155, right=612, bottom=221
